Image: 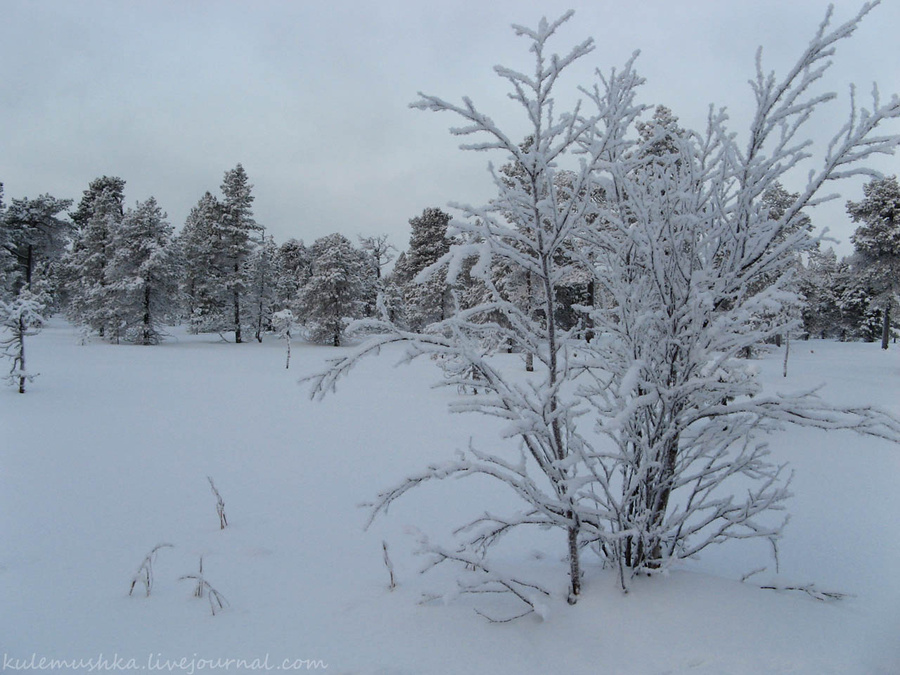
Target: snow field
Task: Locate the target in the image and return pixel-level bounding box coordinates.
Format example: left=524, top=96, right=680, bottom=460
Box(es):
left=2, top=322, right=898, bottom=674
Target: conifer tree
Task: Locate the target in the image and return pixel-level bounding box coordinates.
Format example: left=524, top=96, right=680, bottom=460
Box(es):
left=847, top=175, right=900, bottom=348
left=799, top=247, right=843, bottom=339
left=219, top=164, right=261, bottom=343
left=274, top=238, right=311, bottom=310
left=0, top=183, right=17, bottom=299
left=106, top=197, right=179, bottom=344
left=401, top=207, right=452, bottom=330
left=2, top=194, right=73, bottom=294
left=177, top=192, right=222, bottom=332
left=64, top=187, right=124, bottom=338
left=297, top=233, right=369, bottom=346
left=70, top=176, right=125, bottom=230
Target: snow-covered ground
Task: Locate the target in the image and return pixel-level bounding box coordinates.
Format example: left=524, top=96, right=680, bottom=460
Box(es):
left=2, top=321, right=898, bottom=674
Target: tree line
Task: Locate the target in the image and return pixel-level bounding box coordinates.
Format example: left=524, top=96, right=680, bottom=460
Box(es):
left=0, top=167, right=452, bottom=355
left=0, top=154, right=897, bottom=381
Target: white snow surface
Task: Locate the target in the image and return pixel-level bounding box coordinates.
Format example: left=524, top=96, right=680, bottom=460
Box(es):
left=2, top=321, right=898, bottom=674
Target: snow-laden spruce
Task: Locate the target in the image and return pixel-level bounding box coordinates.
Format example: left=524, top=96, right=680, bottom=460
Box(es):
left=305, top=5, right=900, bottom=615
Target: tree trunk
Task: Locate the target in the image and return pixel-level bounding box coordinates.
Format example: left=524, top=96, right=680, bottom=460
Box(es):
left=881, top=304, right=890, bottom=350
left=567, top=520, right=580, bottom=603
left=783, top=333, right=790, bottom=377
left=16, top=315, right=26, bottom=394
left=585, top=279, right=595, bottom=343
left=525, top=271, right=534, bottom=372
left=142, top=285, right=152, bottom=345
left=233, top=280, right=242, bottom=344
left=25, top=244, right=33, bottom=289
left=285, top=334, right=291, bottom=369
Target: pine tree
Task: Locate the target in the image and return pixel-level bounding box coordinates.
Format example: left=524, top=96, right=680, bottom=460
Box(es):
left=297, top=233, right=369, bottom=346
left=106, top=197, right=179, bottom=345
left=847, top=175, right=900, bottom=348
left=401, top=208, right=452, bottom=330
left=1, top=194, right=73, bottom=295
left=274, top=238, right=311, bottom=310
left=0, top=183, right=17, bottom=300
left=64, top=187, right=124, bottom=338
left=799, top=247, right=843, bottom=339
left=219, top=164, right=261, bottom=343
left=838, top=259, right=882, bottom=341
left=70, top=176, right=125, bottom=230
left=177, top=192, right=223, bottom=333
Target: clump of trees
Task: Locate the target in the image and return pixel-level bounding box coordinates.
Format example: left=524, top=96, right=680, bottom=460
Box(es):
left=306, top=6, right=900, bottom=618
left=0, top=167, right=392, bottom=354
left=798, top=175, right=900, bottom=346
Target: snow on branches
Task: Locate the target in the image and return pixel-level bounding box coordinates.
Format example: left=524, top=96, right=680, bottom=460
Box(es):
left=306, top=5, right=900, bottom=616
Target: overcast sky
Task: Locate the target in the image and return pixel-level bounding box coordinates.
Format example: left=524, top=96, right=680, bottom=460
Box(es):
left=1, top=0, right=897, bottom=257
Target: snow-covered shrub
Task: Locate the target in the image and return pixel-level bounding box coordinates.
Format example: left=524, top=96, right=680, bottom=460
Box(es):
left=307, top=6, right=900, bottom=610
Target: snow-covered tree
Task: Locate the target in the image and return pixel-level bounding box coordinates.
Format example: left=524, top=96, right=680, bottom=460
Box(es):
left=799, top=247, right=844, bottom=338
left=0, top=183, right=16, bottom=300
left=297, top=233, right=370, bottom=346
left=840, top=272, right=882, bottom=340
left=272, top=308, right=295, bottom=369
left=1, top=289, right=45, bottom=393
left=306, top=7, right=900, bottom=613
left=847, top=175, right=900, bottom=348
left=274, top=238, right=311, bottom=310
left=176, top=166, right=261, bottom=341
left=1, top=193, right=73, bottom=295
left=359, top=234, right=397, bottom=318
left=64, top=186, right=124, bottom=338
left=573, top=4, right=900, bottom=582
left=177, top=191, right=222, bottom=332
left=70, top=176, right=125, bottom=230
left=398, top=208, right=452, bottom=330
left=105, top=197, right=179, bottom=345
left=219, top=163, right=261, bottom=343
left=358, top=234, right=397, bottom=282
left=245, top=231, right=279, bottom=342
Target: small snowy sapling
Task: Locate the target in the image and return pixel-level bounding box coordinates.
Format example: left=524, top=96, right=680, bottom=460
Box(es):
left=272, top=309, right=294, bottom=369
left=1, top=290, right=46, bottom=393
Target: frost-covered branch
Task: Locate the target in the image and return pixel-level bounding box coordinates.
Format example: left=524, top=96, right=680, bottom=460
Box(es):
left=414, top=533, right=552, bottom=623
